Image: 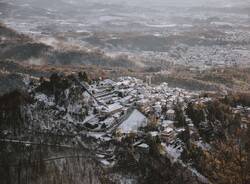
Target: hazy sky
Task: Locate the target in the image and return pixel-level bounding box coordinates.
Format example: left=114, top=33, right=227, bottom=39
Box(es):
left=72, top=0, right=250, bottom=7
left=8, top=0, right=250, bottom=8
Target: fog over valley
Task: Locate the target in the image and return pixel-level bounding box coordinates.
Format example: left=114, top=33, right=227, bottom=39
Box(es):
left=0, top=0, right=250, bottom=70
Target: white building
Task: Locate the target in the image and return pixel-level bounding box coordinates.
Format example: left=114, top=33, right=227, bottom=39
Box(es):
left=118, top=109, right=148, bottom=134
left=166, top=109, right=175, bottom=121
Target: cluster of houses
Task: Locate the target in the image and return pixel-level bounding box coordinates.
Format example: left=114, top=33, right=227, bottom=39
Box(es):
left=34, top=74, right=240, bottom=182
left=33, top=74, right=211, bottom=159
left=130, top=40, right=250, bottom=71
left=79, top=76, right=200, bottom=150
left=232, top=105, right=250, bottom=129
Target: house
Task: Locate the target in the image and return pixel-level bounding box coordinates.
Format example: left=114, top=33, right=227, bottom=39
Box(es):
left=161, top=127, right=176, bottom=144
left=100, top=103, right=123, bottom=116
left=136, top=143, right=149, bottom=153
left=149, top=131, right=159, bottom=137
left=166, top=109, right=175, bottom=121
left=153, top=102, right=162, bottom=117
left=161, top=120, right=174, bottom=129
left=99, top=79, right=115, bottom=88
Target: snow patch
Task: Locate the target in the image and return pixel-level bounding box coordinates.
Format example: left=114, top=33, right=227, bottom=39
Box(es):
left=161, top=143, right=181, bottom=162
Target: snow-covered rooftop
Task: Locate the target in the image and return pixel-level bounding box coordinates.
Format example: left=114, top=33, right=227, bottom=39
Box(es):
left=104, top=103, right=123, bottom=113
left=167, top=109, right=175, bottom=114
left=162, top=120, right=174, bottom=127
left=138, top=143, right=149, bottom=149
left=118, top=109, right=147, bottom=133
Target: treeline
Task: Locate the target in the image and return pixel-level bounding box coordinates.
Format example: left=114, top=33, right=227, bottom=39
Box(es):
left=223, top=92, right=250, bottom=107
left=0, top=90, right=32, bottom=137
left=152, top=74, right=219, bottom=91
left=183, top=96, right=250, bottom=184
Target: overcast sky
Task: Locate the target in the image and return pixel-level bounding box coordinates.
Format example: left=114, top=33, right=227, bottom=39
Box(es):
left=75, top=0, right=249, bottom=7
left=8, top=0, right=250, bottom=8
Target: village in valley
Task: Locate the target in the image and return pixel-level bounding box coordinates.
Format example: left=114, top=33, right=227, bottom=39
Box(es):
left=29, top=73, right=216, bottom=180
left=1, top=65, right=249, bottom=183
